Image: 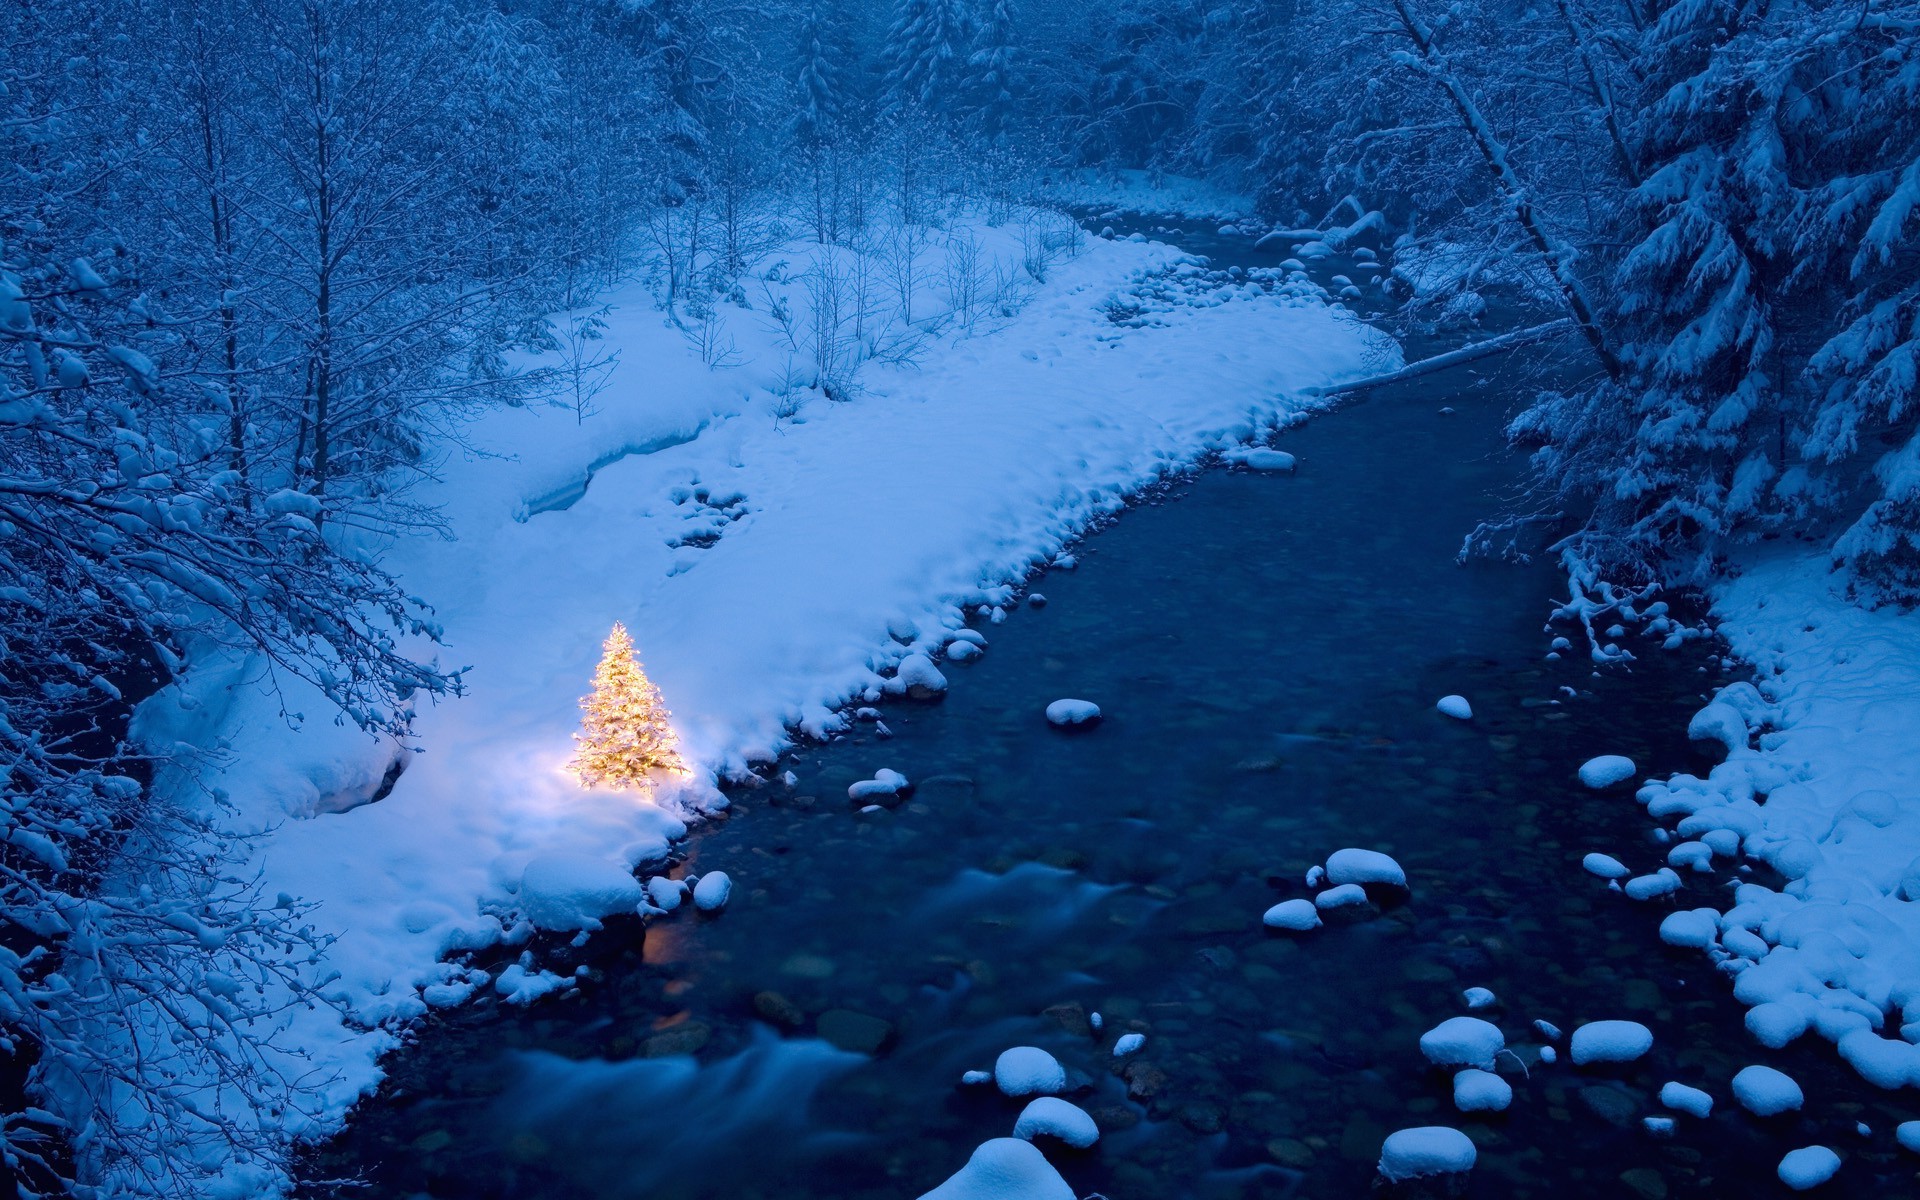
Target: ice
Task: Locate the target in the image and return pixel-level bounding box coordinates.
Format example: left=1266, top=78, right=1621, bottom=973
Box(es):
left=1579, top=754, right=1637, bottom=788
left=918, top=1139, right=1076, bottom=1200
left=1435, top=694, right=1473, bottom=720
left=1044, top=699, right=1102, bottom=728
left=517, top=853, right=644, bottom=932
left=1569, top=1020, right=1653, bottom=1065
left=1314, top=883, right=1370, bottom=909
left=1462, top=987, right=1496, bottom=1010
left=1420, top=1017, right=1504, bottom=1070
left=1112, top=1033, right=1146, bottom=1057
left=691, top=871, right=732, bottom=912
left=1732, top=1064, right=1804, bottom=1115
left=1452, top=1068, right=1512, bottom=1112
left=1376, top=1126, right=1477, bottom=1182
left=1262, top=899, right=1321, bottom=930
left=993, top=1046, right=1066, bottom=1097
left=1659, top=908, right=1720, bottom=948
left=1660, top=1081, right=1713, bottom=1118
left=1325, top=847, right=1407, bottom=888
left=1582, top=852, right=1630, bottom=879
left=1776, top=1147, right=1841, bottom=1191
left=1012, top=1097, right=1100, bottom=1148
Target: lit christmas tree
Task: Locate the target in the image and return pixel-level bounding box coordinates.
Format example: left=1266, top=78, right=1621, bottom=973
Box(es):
left=571, top=622, right=689, bottom=789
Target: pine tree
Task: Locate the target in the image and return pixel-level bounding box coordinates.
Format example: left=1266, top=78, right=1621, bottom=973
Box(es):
left=572, top=622, right=689, bottom=788
left=968, top=0, right=1017, bottom=143
left=794, top=1, right=843, bottom=148
left=882, top=0, right=974, bottom=117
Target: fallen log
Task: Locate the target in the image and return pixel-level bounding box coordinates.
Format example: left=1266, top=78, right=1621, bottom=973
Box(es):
left=1310, top=319, right=1575, bottom=397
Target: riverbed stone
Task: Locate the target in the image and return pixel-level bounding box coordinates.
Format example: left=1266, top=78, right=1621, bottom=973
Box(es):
left=816, top=1009, right=894, bottom=1055
left=753, top=990, right=805, bottom=1029
left=641, top=1022, right=711, bottom=1057
left=1122, top=1060, right=1168, bottom=1100
left=1043, top=1001, right=1093, bottom=1038
left=1266, top=1138, right=1315, bottom=1168
left=916, top=774, right=976, bottom=804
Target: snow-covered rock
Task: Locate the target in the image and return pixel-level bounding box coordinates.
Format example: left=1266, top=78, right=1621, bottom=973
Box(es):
left=888, top=653, right=949, bottom=700
left=945, top=639, right=984, bottom=662
left=1538, top=1045, right=1558, bottom=1064
left=1263, top=899, right=1321, bottom=930
left=1898, top=1121, right=1920, bottom=1153
left=1624, top=868, right=1681, bottom=900
left=1044, top=699, right=1102, bottom=728
left=1420, top=1017, right=1504, bottom=1071
left=917, top=1138, right=1075, bottom=1200
left=1012, top=1098, right=1100, bottom=1149
left=692, top=870, right=732, bottom=912
left=994, top=1046, right=1066, bottom=1097
left=1377, top=1127, right=1477, bottom=1183
left=644, top=875, right=687, bottom=912
left=517, top=853, right=644, bottom=931
left=1435, top=694, right=1472, bottom=720
left=1582, top=852, right=1631, bottom=879
left=1462, top=987, right=1496, bottom=1010
left=1777, top=1147, right=1840, bottom=1191
left=1325, top=847, right=1407, bottom=889
left=1314, top=883, right=1370, bottom=910
left=1453, top=1069, right=1512, bottom=1112
left=1579, top=755, right=1637, bottom=788
left=1732, top=1064, right=1804, bottom=1115
left=1644, top=1116, right=1675, bottom=1135
left=1112, top=1033, right=1145, bottom=1057
left=1659, top=909, right=1720, bottom=948
left=1225, top=446, right=1297, bottom=471
left=1660, top=1081, right=1713, bottom=1118
left=1569, top=1020, right=1653, bottom=1065
left=849, top=768, right=911, bottom=803
left=1836, top=1031, right=1920, bottom=1089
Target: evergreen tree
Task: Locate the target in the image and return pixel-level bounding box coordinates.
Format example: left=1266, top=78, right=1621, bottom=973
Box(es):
left=795, top=0, right=844, bottom=147
left=572, top=623, right=690, bottom=789
left=968, top=0, right=1018, bottom=143
left=882, top=0, right=975, bottom=118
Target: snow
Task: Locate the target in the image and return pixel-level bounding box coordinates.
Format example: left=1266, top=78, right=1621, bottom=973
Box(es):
left=691, top=871, right=732, bottom=912
left=645, top=876, right=687, bottom=912
left=1777, top=1147, right=1841, bottom=1191
left=1579, top=755, right=1638, bottom=788
left=1659, top=909, right=1720, bottom=948
left=1044, top=699, right=1102, bottom=728
left=1314, top=883, right=1371, bottom=909
left=1732, top=1064, right=1804, bottom=1115
left=918, top=1138, right=1075, bottom=1200
left=993, top=1046, right=1067, bottom=1097
left=1631, top=554, right=1920, bottom=1092
left=1376, top=1126, right=1477, bottom=1182
left=1012, top=1097, right=1100, bottom=1148
left=1420, top=1017, right=1505, bottom=1070
left=1569, top=1020, right=1654, bottom=1065
left=1623, top=868, right=1681, bottom=900
left=1325, top=847, right=1407, bottom=888
left=1899, top=1121, right=1920, bottom=1153
left=1582, top=852, right=1631, bottom=879
left=1660, top=1081, right=1714, bottom=1118
left=516, top=853, right=644, bottom=931
left=1435, top=694, right=1473, bottom=720
left=120, top=210, right=1385, bottom=1189
left=1262, top=899, right=1321, bottom=931
left=849, top=769, right=912, bottom=802
left=1223, top=446, right=1296, bottom=471
left=1112, top=1033, right=1146, bottom=1057
left=1462, top=987, right=1496, bottom=1010
left=1452, top=1068, right=1512, bottom=1112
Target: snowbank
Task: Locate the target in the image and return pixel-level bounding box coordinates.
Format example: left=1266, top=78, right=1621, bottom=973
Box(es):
left=1634, top=553, right=1920, bottom=1090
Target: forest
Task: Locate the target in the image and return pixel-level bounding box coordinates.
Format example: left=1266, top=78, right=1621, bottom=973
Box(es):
left=3, top=0, right=1919, bottom=1195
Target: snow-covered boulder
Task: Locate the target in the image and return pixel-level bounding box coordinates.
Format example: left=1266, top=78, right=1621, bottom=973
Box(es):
left=1462, top=987, right=1496, bottom=1010
left=1325, top=847, right=1407, bottom=889
left=1624, top=869, right=1681, bottom=900
left=692, top=871, right=732, bottom=912
left=888, top=654, right=948, bottom=700
left=1898, top=1121, right=1920, bottom=1153
left=994, top=1046, right=1066, bottom=1097
left=849, top=768, right=911, bottom=803
left=1453, top=1069, right=1512, bottom=1112
left=1579, top=755, right=1637, bottom=788
left=518, top=853, right=644, bottom=931
left=1659, top=909, right=1720, bottom=948
left=1263, top=899, right=1321, bottom=931
left=1569, top=1020, right=1653, bottom=1065
left=1688, top=702, right=1749, bottom=756
left=1044, top=699, right=1102, bottom=728
left=1777, top=1147, right=1840, bottom=1191
left=1420, top=1017, right=1504, bottom=1071
left=1226, top=447, right=1297, bottom=471
left=1377, top=1126, right=1477, bottom=1183
left=1013, top=1098, right=1100, bottom=1148
left=1582, top=852, right=1630, bottom=879
left=1660, top=1081, right=1713, bottom=1118
left=644, top=875, right=687, bottom=912
left=1314, top=883, right=1370, bottom=910
left=1733, top=1065, right=1804, bottom=1115
left=1435, top=695, right=1472, bottom=720
left=1112, top=1033, right=1146, bottom=1057
left=917, top=1139, right=1074, bottom=1200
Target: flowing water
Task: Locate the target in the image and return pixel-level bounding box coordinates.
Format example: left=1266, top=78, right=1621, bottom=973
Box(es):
left=301, top=222, right=1920, bottom=1199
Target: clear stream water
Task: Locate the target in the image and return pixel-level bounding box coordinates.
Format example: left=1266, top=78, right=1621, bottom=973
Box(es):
left=300, top=224, right=1920, bottom=1199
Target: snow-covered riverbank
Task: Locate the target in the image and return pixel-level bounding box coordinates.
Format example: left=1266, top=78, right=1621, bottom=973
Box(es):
left=1637, top=554, right=1920, bottom=1089
left=122, top=211, right=1388, bottom=1193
